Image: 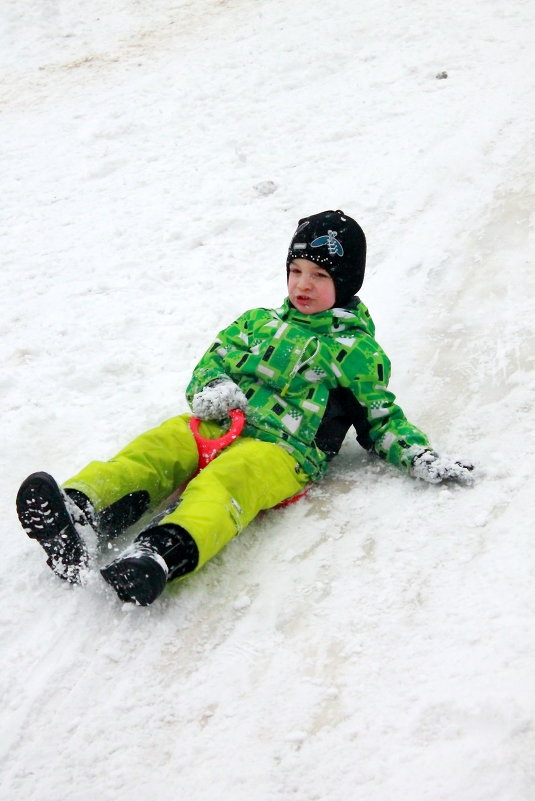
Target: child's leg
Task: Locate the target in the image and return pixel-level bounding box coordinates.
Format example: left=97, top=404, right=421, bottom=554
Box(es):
left=16, top=414, right=205, bottom=583
left=62, top=414, right=201, bottom=532
left=100, top=437, right=307, bottom=604
left=160, top=437, right=308, bottom=571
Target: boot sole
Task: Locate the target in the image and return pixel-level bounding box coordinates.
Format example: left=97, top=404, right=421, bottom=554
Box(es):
left=16, top=471, right=89, bottom=583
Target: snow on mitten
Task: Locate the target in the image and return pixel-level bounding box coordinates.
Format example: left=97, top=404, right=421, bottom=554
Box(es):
left=410, top=450, right=475, bottom=486
left=191, top=379, right=247, bottom=420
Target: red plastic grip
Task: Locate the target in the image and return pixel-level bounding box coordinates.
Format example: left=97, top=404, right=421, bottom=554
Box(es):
left=189, top=408, right=246, bottom=470
left=187, top=409, right=308, bottom=507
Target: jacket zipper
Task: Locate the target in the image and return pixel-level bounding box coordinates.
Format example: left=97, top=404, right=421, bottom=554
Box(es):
left=281, top=336, right=320, bottom=397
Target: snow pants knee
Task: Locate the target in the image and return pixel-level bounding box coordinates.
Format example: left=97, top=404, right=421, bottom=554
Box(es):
left=63, top=414, right=308, bottom=571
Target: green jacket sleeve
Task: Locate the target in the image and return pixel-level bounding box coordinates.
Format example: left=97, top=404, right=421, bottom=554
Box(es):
left=185, top=313, right=252, bottom=406
left=343, top=336, right=430, bottom=473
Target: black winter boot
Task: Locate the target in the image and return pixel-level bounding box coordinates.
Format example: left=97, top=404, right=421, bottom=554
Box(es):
left=100, top=524, right=198, bottom=606
left=16, top=472, right=97, bottom=583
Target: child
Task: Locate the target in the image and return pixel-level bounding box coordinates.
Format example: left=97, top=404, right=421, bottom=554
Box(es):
left=16, top=210, right=474, bottom=605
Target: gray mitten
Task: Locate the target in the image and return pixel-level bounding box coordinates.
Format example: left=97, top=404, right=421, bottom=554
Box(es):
left=191, top=379, right=247, bottom=420
left=411, top=450, right=475, bottom=486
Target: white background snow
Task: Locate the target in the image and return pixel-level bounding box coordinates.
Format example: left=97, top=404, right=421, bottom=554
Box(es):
left=1, top=0, right=534, bottom=798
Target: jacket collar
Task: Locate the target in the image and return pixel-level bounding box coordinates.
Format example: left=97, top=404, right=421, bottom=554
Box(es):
left=276, top=297, right=375, bottom=337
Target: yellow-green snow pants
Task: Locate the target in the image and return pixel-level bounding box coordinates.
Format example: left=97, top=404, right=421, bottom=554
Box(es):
left=64, top=414, right=308, bottom=570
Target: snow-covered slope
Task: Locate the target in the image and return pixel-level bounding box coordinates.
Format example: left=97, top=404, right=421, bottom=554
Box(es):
left=1, top=1, right=534, bottom=799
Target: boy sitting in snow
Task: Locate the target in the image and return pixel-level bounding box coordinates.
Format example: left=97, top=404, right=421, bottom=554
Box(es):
left=16, top=210, right=473, bottom=605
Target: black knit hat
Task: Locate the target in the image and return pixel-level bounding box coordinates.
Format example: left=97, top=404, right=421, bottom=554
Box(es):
left=286, top=210, right=366, bottom=307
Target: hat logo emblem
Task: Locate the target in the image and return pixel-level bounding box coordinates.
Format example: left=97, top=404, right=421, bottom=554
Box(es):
left=310, top=230, right=344, bottom=257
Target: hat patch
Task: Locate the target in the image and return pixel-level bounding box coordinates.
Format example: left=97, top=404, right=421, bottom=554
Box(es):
left=311, top=230, right=344, bottom=257
left=293, top=221, right=310, bottom=236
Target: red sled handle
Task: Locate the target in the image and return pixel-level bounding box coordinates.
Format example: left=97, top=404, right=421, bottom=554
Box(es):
left=188, top=408, right=308, bottom=507
left=189, top=408, right=246, bottom=471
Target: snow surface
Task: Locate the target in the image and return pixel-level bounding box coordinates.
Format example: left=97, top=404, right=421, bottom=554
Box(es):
left=1, top=0, right=534, bottom=799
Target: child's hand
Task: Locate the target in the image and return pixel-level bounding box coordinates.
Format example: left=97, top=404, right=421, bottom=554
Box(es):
left=192, top=379, right=247, bottom=421
left=410, top=450, right=475, bottom=486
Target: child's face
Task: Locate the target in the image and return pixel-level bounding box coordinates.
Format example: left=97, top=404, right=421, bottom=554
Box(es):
left=288, top=259, right=336, bottom=314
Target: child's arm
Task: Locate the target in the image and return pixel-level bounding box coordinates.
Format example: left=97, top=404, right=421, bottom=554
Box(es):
left=345, top=340, right=473, bottom=485
left=186, top=314, right=252, bottom=420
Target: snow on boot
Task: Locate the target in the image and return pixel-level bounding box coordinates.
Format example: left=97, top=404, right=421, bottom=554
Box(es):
left=100, top=524, right=198, bottom=606
left=16, top=471, right=97, bottom=583
left=100, top=544, right=169, bottom=606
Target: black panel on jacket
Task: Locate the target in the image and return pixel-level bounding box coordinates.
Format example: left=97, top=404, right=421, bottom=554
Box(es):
left=314, top=387, right=373, bottom=459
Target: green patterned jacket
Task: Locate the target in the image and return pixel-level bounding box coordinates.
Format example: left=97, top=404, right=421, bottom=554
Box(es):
left=186, top=298, right=429, bottom=480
